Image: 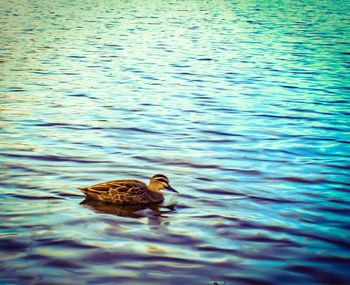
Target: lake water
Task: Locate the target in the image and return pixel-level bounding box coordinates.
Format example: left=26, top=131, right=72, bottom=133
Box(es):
left=1, top=0, right=350, bottom=284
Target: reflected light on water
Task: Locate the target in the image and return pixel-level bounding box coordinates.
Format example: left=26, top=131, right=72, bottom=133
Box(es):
left=1, top=0, right=350, bottom=284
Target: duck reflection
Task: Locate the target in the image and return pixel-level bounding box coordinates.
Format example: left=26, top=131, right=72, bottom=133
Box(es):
left=80, top=198, right=176, bottom=220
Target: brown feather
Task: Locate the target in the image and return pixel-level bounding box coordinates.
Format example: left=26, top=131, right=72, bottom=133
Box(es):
left=78, top=179, right=163, bottom=205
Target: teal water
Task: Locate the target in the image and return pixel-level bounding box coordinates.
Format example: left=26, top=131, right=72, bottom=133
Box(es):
left=1, top=0, right=350, bottom=284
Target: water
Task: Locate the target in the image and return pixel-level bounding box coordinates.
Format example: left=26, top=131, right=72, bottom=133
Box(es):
left=1, top=0, right=350, bottom=284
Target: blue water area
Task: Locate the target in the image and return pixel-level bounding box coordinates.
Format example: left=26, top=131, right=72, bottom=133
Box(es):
left=1, top=0, right=350, bottom=284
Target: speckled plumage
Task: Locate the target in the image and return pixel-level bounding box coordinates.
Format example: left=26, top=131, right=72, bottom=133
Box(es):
left=78, top=174, right=177, bottom=205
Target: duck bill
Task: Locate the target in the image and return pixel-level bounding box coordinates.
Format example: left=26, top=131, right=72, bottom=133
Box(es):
left=166, top=185, right=178, bottom=193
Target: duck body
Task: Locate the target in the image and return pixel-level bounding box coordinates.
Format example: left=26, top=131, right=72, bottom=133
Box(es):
left=78, top=174, right=177, bottom=205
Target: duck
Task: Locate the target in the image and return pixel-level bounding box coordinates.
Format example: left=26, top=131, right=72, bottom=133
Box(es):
left=78, top=174, right=177, bottom=205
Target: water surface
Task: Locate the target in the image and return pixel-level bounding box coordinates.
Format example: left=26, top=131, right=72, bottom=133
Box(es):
left=1, top=0, right=350, bottom=284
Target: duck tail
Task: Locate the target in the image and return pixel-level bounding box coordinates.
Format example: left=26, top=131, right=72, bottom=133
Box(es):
left=77, top=187, right=89, bottom=194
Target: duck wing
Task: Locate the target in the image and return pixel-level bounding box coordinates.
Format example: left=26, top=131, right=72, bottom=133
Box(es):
left=78, top=179, right=148, bottom=204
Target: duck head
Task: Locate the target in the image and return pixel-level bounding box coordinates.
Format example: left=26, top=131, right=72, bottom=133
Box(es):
left=148, top=174, right=178, bottom=193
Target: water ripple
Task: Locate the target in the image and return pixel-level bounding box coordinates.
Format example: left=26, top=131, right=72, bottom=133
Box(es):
left=1, top=0, right=349, bottom=284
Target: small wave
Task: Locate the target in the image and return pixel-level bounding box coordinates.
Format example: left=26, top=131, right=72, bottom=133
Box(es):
left=325, top=160, right=350, bottom=169
left=44, top=258, right=84, bottom=269
left=197, top=245, right=239, bottom=254
left=238, top=220, right=350, bottom=250
left=235, top=234, right=300, bottom=247
left=268, top=176, right=331, bottom=184
left=0, top=238, right=28, bottom=251
left=0, top=153, right=106, bottom=164
left=315, top=206, right=350, bottom=216
left=67, top=55, right=86, bottom=59
left=37, top=238, right=97, bottom=249
left=133, top=156, right=263, bottom=176
left=8, top=87, right=26, bottom=92
left=92, top=127, right=161, bottom=134
left=197, top=58, right=214, bottom=61
left=255, top=113, right=316, bottom=121
left=201, top=130, right=244, bottom=137
left=57, top=192, right=84, bottom=198
left=35, top=122, right=88, bottom=130
left=197, top=188, right=245, bottom=197
left=247, top=194, right=302, bottom=204
left=286, top=265, right=349, bottom=284
left=9, top=194, right=61, bottom=200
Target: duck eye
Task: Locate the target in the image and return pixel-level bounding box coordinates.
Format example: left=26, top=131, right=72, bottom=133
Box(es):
left=156, top=178, right=168, bottom=184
